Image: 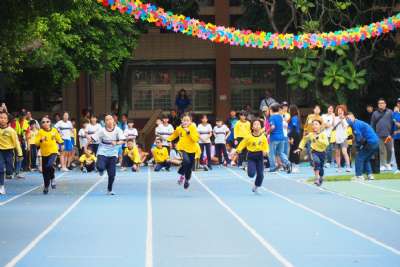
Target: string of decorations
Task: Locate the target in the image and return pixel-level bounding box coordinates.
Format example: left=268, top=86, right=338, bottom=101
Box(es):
left=98, top=0, right=400, bottom=50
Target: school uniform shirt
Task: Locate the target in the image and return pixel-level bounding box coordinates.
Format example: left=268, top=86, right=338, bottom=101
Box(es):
left=87, top=123, right=102, bottom=144
left=78, top=127, right=88, bottom=149
left=269, top=114, right=285, bottom=142
left=155, top=124, right=174, bottom=146
left=213, top=125, right=230, bottom=144
left=233, top=120, right=251, bottom=139
left=167, top=124, right=200, bottom=154
left=299, top=132, right=329, bottom=153
left=197, top=123, right=213, bottom=144
left=28, top=128, right=39, bottom=146
left=92, top=127, right=125, bottom=158
left=79, top=154, right=97, bottom=165
left=34, top=128, right=64, bottom=157
left=333, top=117, right=349, bottom=144
left=124, top=128, right=138, bottom=141
left=152, top=147, right=169, bottom=163
left=236, top=133, right=269, bottom=154
left=0, top=126, right=23, bottom=156
left=322, top=113, right=335, bottom=138
left=123, top=146, right=141, bottom=163
left=54, top=120, right=73, bottom=140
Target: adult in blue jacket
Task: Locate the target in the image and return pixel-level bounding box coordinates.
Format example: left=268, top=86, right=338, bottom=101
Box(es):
left=347, top=113, right=379, bottom=180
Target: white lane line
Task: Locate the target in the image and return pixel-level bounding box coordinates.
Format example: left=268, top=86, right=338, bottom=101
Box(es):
left=193, top=173, right=294, bottom=267
left=276, top=172, right=400, bottom=216
left=5, top=177, right=104, bottom=267
left=226, top=168, right=400, bottom=256
left=353, top=181, right=400, bottom=194
left=0, top=173, right=66, bottom=207
left=146, top=168, right=153, bottom=267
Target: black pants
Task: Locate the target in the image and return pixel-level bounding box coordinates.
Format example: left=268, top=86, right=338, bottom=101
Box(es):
left=155, top=161, right=171, bottom=171
left=0, top=149, right=14, bottom=186
left=289, top=132, right=300, bottom=164
left=247, top=151, right=264, bottom=187
left=395, top=139, right=400, bottom=171
left=83, top=162, right=95, bottom=172
left=236, top=138, right=247, bottom=167
left=30, top=144, right=38, bottom=169
left=200, top=143, right=211, bottom=167
left=178, top=152, right=195, bottom=181
left=97, top=155, right=117, bottom=191
left=122, top=155, right=134, bottom=167
left=215, top=144, right=230, bottom=164
left=42, top=154, right=57, bottom=189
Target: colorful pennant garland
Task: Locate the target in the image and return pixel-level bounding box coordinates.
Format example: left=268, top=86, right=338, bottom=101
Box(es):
left=98, top=0, right=400, bottom=50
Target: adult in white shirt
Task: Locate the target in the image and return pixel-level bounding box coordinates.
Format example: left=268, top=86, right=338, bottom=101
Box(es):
left=155, top=115, right=174, bottom=148
left=54, top=112, right=74, bottom=171
left=90, top=115, right=125, bottom=195
left=87, top=115, right=102, bottom=155
left=197, top=115, right=213, bottom=169
left=333, top=105, right=351, bottom=172
left=321, top=105, right=335, bottom=167
left=213, top=119, right=231, bottom=165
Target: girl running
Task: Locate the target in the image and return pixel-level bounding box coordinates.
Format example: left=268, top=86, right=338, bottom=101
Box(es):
left=90, top=115, right=125, bottom=195
left=236, top=119, right=269, bottom=193
left=167, top=113, right=199, bottom=190
left=295, top=120, right=329, bottom=186
left=35, top=116, right=64, bottom=194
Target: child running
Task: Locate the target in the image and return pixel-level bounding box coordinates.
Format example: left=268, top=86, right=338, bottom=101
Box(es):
left=90, top=115, right=125, bottom=195
left=35, top=116, right=64, bottom=194
left=79, top=147, right=97, bottom=173
left=295, top=120, right=329, bottom=186
left=0, top=111, right=23, bottom=195
left=236, top=119, right=269, bottom=193
left=167, top=113, right=199, bottom=190
left=152, top=138, right=171, bottom=172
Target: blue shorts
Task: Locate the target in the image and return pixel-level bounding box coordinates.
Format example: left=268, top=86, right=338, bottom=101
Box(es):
left=63, top=139, right=73, bottom=152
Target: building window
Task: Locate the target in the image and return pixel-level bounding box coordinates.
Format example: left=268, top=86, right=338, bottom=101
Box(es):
left=175, top=70, right=192, bottom=84
left=198, top=0, right=214, bottom=7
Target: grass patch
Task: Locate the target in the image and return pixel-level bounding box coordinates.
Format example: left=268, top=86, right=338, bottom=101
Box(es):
left=307, top=173, right=400, bottom=182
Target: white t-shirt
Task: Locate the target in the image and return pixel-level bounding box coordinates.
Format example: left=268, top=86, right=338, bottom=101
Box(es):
left=197, top=123, right=212, bottom=144
left=213, top=125, right=229, bottom=144
left=55, top=120, right=73, bottom=140
left=155, top=124, right=174, bottom=146
left=78, top=127, right=88, bottom=149
left=93, top=127, right=125, bottom=157
left=87, top=123, right=102, bottom=144
left=124, top=128, right=138, bottom=141
left=334, top=117, right=348, bottom=144
left=322, top=113, right=335, bottom=137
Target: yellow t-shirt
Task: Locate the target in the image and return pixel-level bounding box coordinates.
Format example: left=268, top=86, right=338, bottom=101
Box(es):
left=152, top=147, right=169, bottom=163
left=167, top=124, right=199, bottom=154
left=35, top=128, right=63, bottom=157
left=299, top=131, right=329, bottom=152
left=79, top=154, right=97, bottom=165
left=234, top=120, right=251, bottom=139
left=0, top=126, right=23, bottom=156
left=304, top=114, right=322, bottom=135
left=123, top=146, right=141, bottom=164
left=236, top=133, right=269, bottom=154
left=29, top=128, right=38, bottom=145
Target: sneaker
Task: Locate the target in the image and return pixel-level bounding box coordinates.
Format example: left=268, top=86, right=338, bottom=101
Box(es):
left=318, top=176, right=324, bottom=186
left=203, top=165, right=209, bottom=171
left=184, top=180, right=190, bottom=190
left=286, top=163, right=292, bottom=174
left=61, top=168, right=70, bottom=172
left=252, top=185, right=259, bottom=193
left=367, top=174, right=375, bottom=180
left=5, top=174, right=13, bottom=180
left=351, top=176, right=365, bottom=181
left=120, top=167, right=127, bottom=172
left=336, top=168, right=342, bottom=173
left=43, top=188, right=49, bottom=195
left=345, top=167, right=352, bottom=173
left=67, top=166, right=73, bottom=170
left=107, top=191, right=115, bottom=195
left=394, top=170, right=400, bottom=174
left=177, top=175, right=185, bottom=185
left=31, top=168, right=38, bottom=172
left=314, top=178, right=321, bottom=187
left=116, top=163, right=121, bottom=167
left=385, top=164, right=392, bottom=171
left=292, top=166, right=300, bottom=173
left=0, top=185, right=5, bottom=195
left=208, top=165, right=213, bottom=170
left=15, top=172, right=25, bottom=179
left=269, top=167, right=278, bottom=173
left=324, top=163, right=331, bottom=168
left=380, top=166, right=387, bottom=172
left=51, top=180, right=56, bottom=189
